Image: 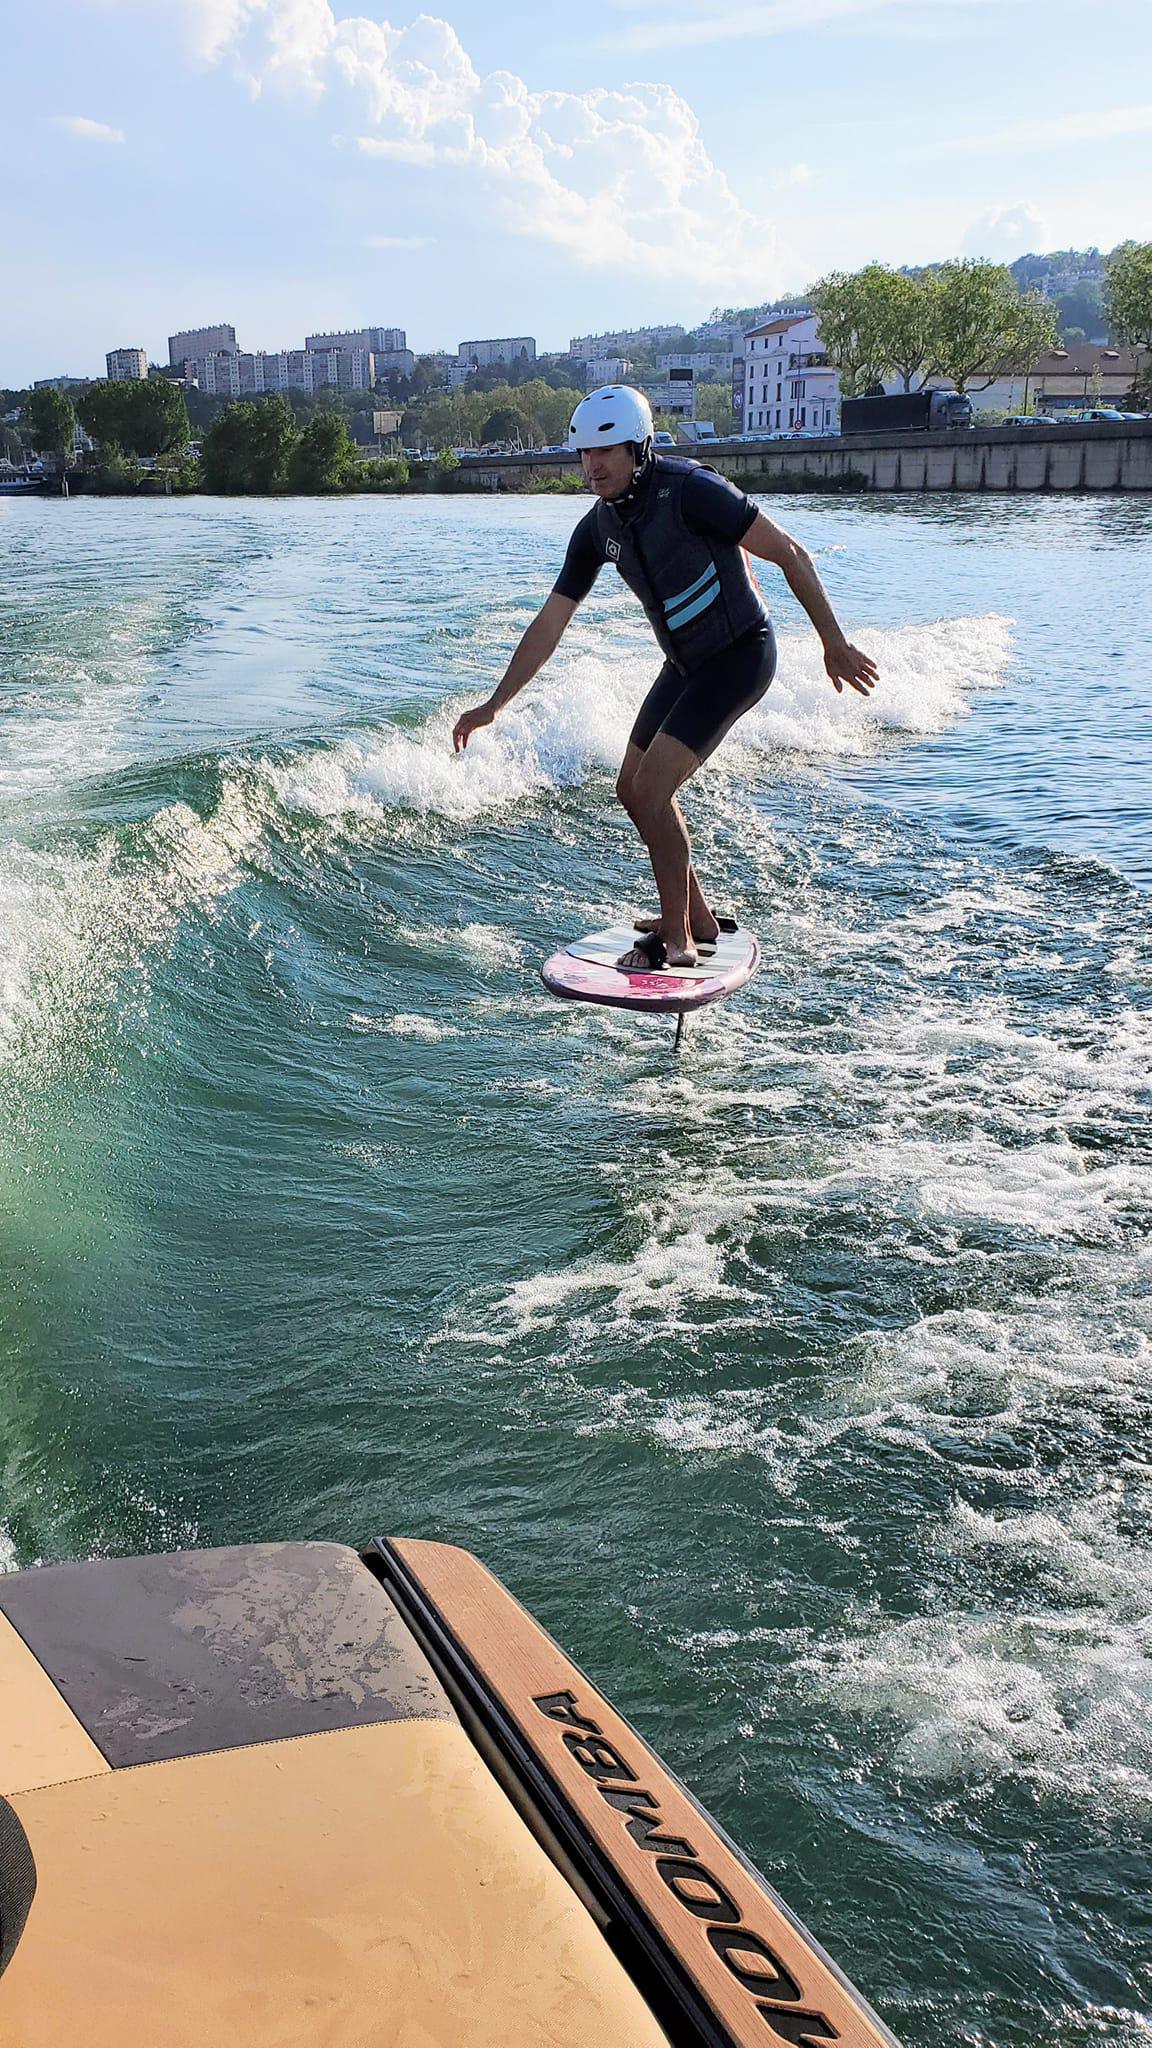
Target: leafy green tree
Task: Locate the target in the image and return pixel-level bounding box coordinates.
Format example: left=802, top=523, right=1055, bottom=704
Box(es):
left=78, top=379, right=189, bottom=457
left=358, top=456, right=410, bottom=490
left=808, top=266, right=894, bottom=397
left=480, top=404, right=529, bottom=446
left=924, top=261, right=1056, bottom=393
left=877, top=270, right=937, bottom=391
left=201, top=396, right=297, bottom=493
left=287, top=411, right=358, bottom=492
left=77, top=381, right=133, bottom=449
left=23, top=387, right=76, bottom=462
left=128, top=378, right=189, bottom=456
left=1105, top=241, right=1152, bottom=350
left=422, top=388, right=488, bottom=448
left=693, top=380, right=734, bottom=433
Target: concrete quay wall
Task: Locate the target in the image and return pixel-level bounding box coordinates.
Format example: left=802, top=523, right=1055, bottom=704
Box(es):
left=459, top=420, right=1152, bottom=495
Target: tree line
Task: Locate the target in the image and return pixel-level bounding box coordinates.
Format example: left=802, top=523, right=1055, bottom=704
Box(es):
left=808, top=247, right=1152, bottom=399
left=197, top=396, right=407, bottom=493
left=21, top=376, right=190, bottom=467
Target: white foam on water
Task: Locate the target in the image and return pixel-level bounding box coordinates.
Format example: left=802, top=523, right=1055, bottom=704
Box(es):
left=731, top=614, right=1014, bottom=763
left=0, top=781, right=268, bottom=1076
left=259, top=646, right=638, bottom=825
left=458, top=1158, right=763, bottom=1347
left=256, top=612, right=1013, bottom=828
left=380, top=1012, right=454, bottom=1041
left=799, top=1603, right=1152, bottom=1809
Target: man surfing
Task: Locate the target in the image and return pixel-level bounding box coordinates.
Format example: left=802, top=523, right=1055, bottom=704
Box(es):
left=452, top=386, right=877, bottom=970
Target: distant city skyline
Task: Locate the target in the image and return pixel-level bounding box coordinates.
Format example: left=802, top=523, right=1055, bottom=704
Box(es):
left=3, top=0, right=1150, bottom=386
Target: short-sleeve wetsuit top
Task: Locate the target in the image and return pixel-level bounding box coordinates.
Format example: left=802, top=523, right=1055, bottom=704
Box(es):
left=553, top=457, right=775, bottom=761
left=553, top=463, right=760, bottom=607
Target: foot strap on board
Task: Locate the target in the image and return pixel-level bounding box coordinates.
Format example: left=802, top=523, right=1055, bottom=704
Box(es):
left=618, top=931, right=666, bottom=972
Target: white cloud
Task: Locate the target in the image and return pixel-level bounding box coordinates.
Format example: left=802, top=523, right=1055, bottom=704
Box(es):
left=53, top=116, right=126, bottom=143
left=962, top=203, right=1050, bottom=259
left=600, top=0, right=1005, bottom=53
left=774, top=161, right=813, bottom=190
left=366, top=233, right=430, bottom=248
left=945, top=104, right=1152, bottom=154
left=180, top=0, right=783, bottom=292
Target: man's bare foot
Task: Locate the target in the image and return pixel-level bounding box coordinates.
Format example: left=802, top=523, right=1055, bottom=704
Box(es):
left=665, top=941, right=698, bottom=968
left=634, top=910, right=720, bottom=943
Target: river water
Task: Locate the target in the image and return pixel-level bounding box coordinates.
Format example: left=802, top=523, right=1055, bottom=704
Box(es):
left=1, top=491, right=1149, bottom=2046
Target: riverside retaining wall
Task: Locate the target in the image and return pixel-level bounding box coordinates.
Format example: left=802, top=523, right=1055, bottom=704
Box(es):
left=456, top=419, right=1152, bottom=495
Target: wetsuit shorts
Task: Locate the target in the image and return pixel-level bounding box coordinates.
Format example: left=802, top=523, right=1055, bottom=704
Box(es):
left=629, top=621, right=777, bottom=763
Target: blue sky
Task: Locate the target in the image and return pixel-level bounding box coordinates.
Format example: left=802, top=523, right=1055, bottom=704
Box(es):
left=3, top=0, right=1150, bottom=384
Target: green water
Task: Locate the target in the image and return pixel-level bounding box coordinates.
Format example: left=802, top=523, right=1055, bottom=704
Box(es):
left=1, top=492, right=1150, bottom=2044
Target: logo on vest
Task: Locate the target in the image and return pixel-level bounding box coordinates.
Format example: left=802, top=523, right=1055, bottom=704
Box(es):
left=606, top=538, right=621, bottom=560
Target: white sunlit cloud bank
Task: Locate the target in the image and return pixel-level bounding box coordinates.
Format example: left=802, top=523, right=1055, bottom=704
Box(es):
left=175, top=0, right=783, bottom=292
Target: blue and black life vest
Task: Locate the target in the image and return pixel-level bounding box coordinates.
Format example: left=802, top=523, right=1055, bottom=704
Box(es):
left=595, top=455, right=767, bottom=673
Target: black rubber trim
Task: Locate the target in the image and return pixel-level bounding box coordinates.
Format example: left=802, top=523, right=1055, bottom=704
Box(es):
left=362, top=1538, right=903, bottom=2048
left=0, top=1796, right=36, bottom=1978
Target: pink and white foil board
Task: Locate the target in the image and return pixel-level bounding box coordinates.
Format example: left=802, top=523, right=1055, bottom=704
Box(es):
left=541, top=924, right=760, bottom=1016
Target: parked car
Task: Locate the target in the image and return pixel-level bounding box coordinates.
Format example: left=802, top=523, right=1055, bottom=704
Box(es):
left=1000, top=414, right=1058, bottom=427
left=653, top=431, right=675, bottom=447
left=1060, top=408, right=1125, bottom=423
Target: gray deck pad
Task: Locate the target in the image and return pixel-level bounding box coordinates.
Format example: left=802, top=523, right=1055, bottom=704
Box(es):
left=0, top=1542, right=454, bottom=1768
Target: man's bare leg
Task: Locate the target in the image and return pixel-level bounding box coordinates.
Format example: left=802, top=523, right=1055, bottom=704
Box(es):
left=614, top=735, right=702, bottom=967
left=616, top=744, right=718, bottom=946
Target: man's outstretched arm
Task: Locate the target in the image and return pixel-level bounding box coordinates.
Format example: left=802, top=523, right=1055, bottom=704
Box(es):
left=742, top=511, right=878, bottom=697
left=453, top=593, right=579, bottom=750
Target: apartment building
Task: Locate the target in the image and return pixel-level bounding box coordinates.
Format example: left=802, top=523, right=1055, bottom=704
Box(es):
left=657, top=352, right=733, bottom=376
left=569, top=326, right=683, bottom=359
left=742, top=314, right=839, bottom=434
left=105, top=348, right=148, bottom=381
left=456, top=337, right=536, bottom=370
left=581, top=358, right=633, bottom=385
left=169, top=325, right=237, bottom=369
left=189, top=347, right=376, bottom=396
left=306, top=327, right=406, bottom=355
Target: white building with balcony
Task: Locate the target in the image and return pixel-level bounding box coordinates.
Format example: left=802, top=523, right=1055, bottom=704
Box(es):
left=742, top=314, right=840, bottom=435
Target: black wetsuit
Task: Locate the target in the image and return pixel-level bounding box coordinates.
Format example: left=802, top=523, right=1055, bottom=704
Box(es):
left=553, top=457, right=776, bottom=762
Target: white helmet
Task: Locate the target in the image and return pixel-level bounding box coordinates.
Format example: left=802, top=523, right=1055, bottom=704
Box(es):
left=568, top=385, right=654, bottom=452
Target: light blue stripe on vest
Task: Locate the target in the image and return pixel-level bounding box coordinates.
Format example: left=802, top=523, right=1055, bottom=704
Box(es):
left=663, top=562, right=720, bottom=614
left=666, top=574, right=721, bottom=631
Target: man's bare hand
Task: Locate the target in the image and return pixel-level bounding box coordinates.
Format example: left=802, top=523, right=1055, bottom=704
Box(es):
left=823, top=639, right=878, bottom=697
left=453, top=703, right=495, bottom=752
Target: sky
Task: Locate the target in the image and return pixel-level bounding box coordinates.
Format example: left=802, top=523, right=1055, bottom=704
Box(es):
left=3, top=0, right=1151, bottom=384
